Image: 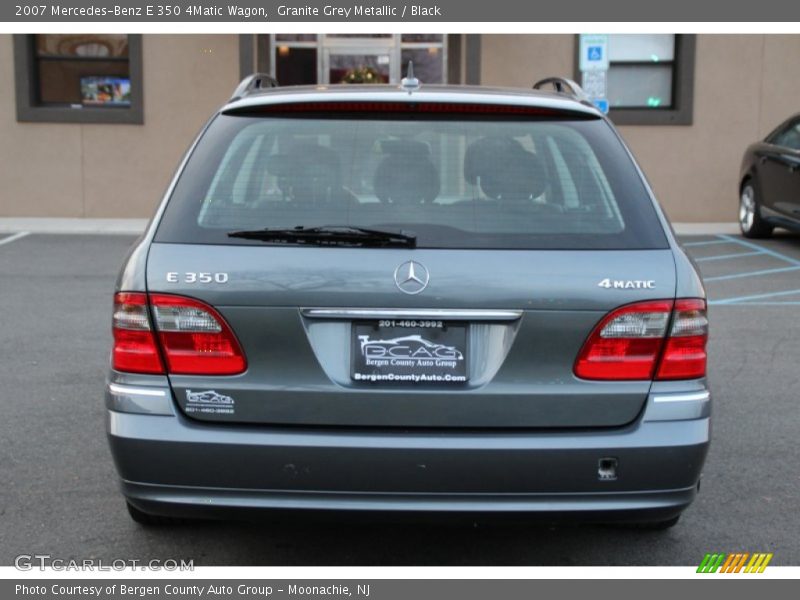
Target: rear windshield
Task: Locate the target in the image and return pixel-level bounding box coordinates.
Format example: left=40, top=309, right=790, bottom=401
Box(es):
left=154, top=110, right=668, bottom=249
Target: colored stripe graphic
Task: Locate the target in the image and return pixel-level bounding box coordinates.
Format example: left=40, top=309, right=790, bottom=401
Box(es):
left=697, top=553, right=726, bottom=573
left=698, top=552, right=772, bottom=573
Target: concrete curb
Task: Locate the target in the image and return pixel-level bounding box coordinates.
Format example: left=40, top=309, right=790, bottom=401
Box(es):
left=672, top=222, right=740, bottom=235
left=0, top=218, right=740, bottom=236
left=0, top=218, right=149, bottom=235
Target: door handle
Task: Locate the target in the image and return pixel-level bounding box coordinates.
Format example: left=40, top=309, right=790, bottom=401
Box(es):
left=759, top=156, right=768, bottom=165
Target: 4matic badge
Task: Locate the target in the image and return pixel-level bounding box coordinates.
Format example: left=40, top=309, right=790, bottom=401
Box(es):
left=597, top=278, right=655, bottom=289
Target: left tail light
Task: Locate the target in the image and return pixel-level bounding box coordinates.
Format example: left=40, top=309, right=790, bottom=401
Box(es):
left=112, top=292, right=164, bottom=374
left=112, top=293, right=247, bottom=376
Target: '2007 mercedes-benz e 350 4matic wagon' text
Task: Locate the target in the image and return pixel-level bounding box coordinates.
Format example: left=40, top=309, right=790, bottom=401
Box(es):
left=106, top=73, right=710, bottom=529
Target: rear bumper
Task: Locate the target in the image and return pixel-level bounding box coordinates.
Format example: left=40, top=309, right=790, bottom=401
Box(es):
left=107, top=399, right=710, bottom=520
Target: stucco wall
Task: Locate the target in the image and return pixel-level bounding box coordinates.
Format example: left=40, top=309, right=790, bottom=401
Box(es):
left=1, top=34, right=799, bottom=221
left=481, top=34, right=800, bottom=223
left=0, top=34, right=239, bottom=218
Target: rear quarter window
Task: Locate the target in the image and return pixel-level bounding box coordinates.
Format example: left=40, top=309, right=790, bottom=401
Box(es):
left=154, top=107, right=668, bottom=250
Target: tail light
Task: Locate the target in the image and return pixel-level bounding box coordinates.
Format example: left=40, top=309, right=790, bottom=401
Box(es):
left=112, top=293, right=164, bottom=374
left=656, top=299, right=708, bottom=380
left=112, top=293, right=246, bottom=376
left=574, top=299, right=707, bottom=381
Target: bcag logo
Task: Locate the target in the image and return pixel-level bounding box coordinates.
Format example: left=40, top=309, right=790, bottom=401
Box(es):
left=598, top=278, right=656, bottom=289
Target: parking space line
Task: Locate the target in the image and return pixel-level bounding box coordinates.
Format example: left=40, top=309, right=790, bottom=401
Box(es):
left=704, top=265, right=800, bottom=282
left=733, top=301, right=800, bottom=306
left=0, top=231, right=30, bottom=246
left=695, top=250, right=763, bottom=263
left=710, top=288, right=800, bottom=305
left=682, top=239, right=733, bottom=247
left=717, top=234, right=800, bottom=267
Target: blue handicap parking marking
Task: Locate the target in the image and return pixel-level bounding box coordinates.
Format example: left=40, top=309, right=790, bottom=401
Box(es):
left=683, top=239, right=732, bottom=248
left=704, top=265, right=800, bottom=283
left=710, top=288, right=800, bottom=306
left=694, top=250, right=763, bottom=263
left=683, top=234, right=800, bottom=306
left=717, top=234, right=800, bottom=266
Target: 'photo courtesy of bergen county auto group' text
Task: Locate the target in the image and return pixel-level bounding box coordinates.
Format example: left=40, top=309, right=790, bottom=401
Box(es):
left=1, top=31, right=799, bottom=569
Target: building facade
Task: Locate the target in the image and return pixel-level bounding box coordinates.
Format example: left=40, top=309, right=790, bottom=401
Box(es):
left=1, top=33, right=799, bottom=222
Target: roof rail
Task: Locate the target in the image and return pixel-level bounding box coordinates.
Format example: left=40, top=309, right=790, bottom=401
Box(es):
left=230, top=73, right=279, bottom=102
left=532, top=77, right=592, bottom=106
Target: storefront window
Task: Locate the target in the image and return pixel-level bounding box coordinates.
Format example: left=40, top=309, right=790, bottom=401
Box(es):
left=14, top=34, right=143, bottom=124
left=34, top=34, right=131, bottom=106
left=607, top=34, right=675, bottom=108
left=270, top=34, right=447, bottom=85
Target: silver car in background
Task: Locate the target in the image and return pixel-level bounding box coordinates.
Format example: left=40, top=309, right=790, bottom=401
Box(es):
left=107, top=74, right=710, bottom=529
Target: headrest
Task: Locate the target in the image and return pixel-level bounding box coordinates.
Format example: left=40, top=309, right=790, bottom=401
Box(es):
left=464, top=137, right=546, bottom=201
left=373, top=139, right=440, bottom=204
left=266, top=143, right=342, bottom=185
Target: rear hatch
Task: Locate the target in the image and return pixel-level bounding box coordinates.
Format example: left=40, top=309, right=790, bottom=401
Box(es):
left=144, top=98, right=676, bottom=429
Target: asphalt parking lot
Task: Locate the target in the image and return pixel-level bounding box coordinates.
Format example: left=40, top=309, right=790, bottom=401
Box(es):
left=1, top=231, right=799, bottom=566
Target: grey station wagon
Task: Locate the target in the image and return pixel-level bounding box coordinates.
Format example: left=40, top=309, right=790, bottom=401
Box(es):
left=107, top=73, right=710, bottom=529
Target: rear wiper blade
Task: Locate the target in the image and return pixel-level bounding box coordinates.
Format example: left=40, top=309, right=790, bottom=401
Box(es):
left=227, top=225, right=417, bottom=248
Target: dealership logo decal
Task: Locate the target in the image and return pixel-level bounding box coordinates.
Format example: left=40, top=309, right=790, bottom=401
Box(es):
left=358, top=334, right=463, bottom=369
left=597, top=278, right=655, bottom=289
left=696, top=552, right=773, bottom=573
left=394, top=261, right=430, bottom=295
left=185, top=390, right=235, bottom=415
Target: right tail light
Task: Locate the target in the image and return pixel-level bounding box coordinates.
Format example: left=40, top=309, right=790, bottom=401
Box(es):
left=574, top=298, right=708, bottom=381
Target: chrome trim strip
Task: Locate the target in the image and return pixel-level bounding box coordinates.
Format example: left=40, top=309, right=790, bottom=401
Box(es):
left=108, top=383, right=167, bottom=398
left=652, top=391, right=710, bottom=403
left=301, top=308, right=523, bottom=321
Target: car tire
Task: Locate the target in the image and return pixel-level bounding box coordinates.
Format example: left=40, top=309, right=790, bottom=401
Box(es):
left=739, top=180, right=773, bottom=238
left=126, top=501, right=188, bottom=526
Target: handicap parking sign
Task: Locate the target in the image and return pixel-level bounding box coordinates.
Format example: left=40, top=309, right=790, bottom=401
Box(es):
left=579, top=34, right=609, bottom=71
left=592, top=99, right=609, bottom=114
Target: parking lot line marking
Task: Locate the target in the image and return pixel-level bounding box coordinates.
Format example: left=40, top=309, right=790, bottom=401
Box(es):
left=710, top=288, right=800, bottom=305
left=0, top=231, right=30, bottom=246
left=717, top=234, right=800, bottom=266
left=683, top=239, right=733, bottom=247
left=732, top=301, right=800, bottom=306
left=704, top=265, right=800, bottom=282
left=695, top=250, right=764, bottom=263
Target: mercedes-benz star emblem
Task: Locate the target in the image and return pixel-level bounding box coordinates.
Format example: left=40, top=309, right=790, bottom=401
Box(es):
left=394, top=261, right=430, bottom=295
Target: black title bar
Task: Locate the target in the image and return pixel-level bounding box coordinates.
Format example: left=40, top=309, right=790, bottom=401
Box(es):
left=4, top=0, right=800, bottom=22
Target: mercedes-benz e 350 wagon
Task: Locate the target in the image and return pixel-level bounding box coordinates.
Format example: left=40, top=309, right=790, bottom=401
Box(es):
left=107, top=73, right=710, bottom=529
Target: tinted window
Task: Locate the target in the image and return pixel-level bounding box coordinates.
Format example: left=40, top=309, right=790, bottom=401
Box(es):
left=155, top=112, right=668, bottom=249
left=771, top=120, right=800, bottom=151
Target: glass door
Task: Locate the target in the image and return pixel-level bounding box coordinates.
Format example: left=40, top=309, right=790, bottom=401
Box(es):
left=324, top=48, right=395, bottom=84
left=269, top=35, right=445, bottom=86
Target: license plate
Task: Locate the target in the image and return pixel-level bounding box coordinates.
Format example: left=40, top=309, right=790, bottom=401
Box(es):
left=351, top=320, right=468, bottom=384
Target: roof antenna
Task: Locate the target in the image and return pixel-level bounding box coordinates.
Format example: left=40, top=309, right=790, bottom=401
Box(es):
left=400, top=61, right=420, bottom=95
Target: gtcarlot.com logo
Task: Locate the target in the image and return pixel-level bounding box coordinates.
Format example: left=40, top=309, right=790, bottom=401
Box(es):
left=14, top=554, right=194, bottom=571
left=697, top=552, right=773, bottom=573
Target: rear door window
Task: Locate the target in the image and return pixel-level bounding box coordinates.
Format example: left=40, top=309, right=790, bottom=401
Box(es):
left=155, top=109, right=668, bottom=249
